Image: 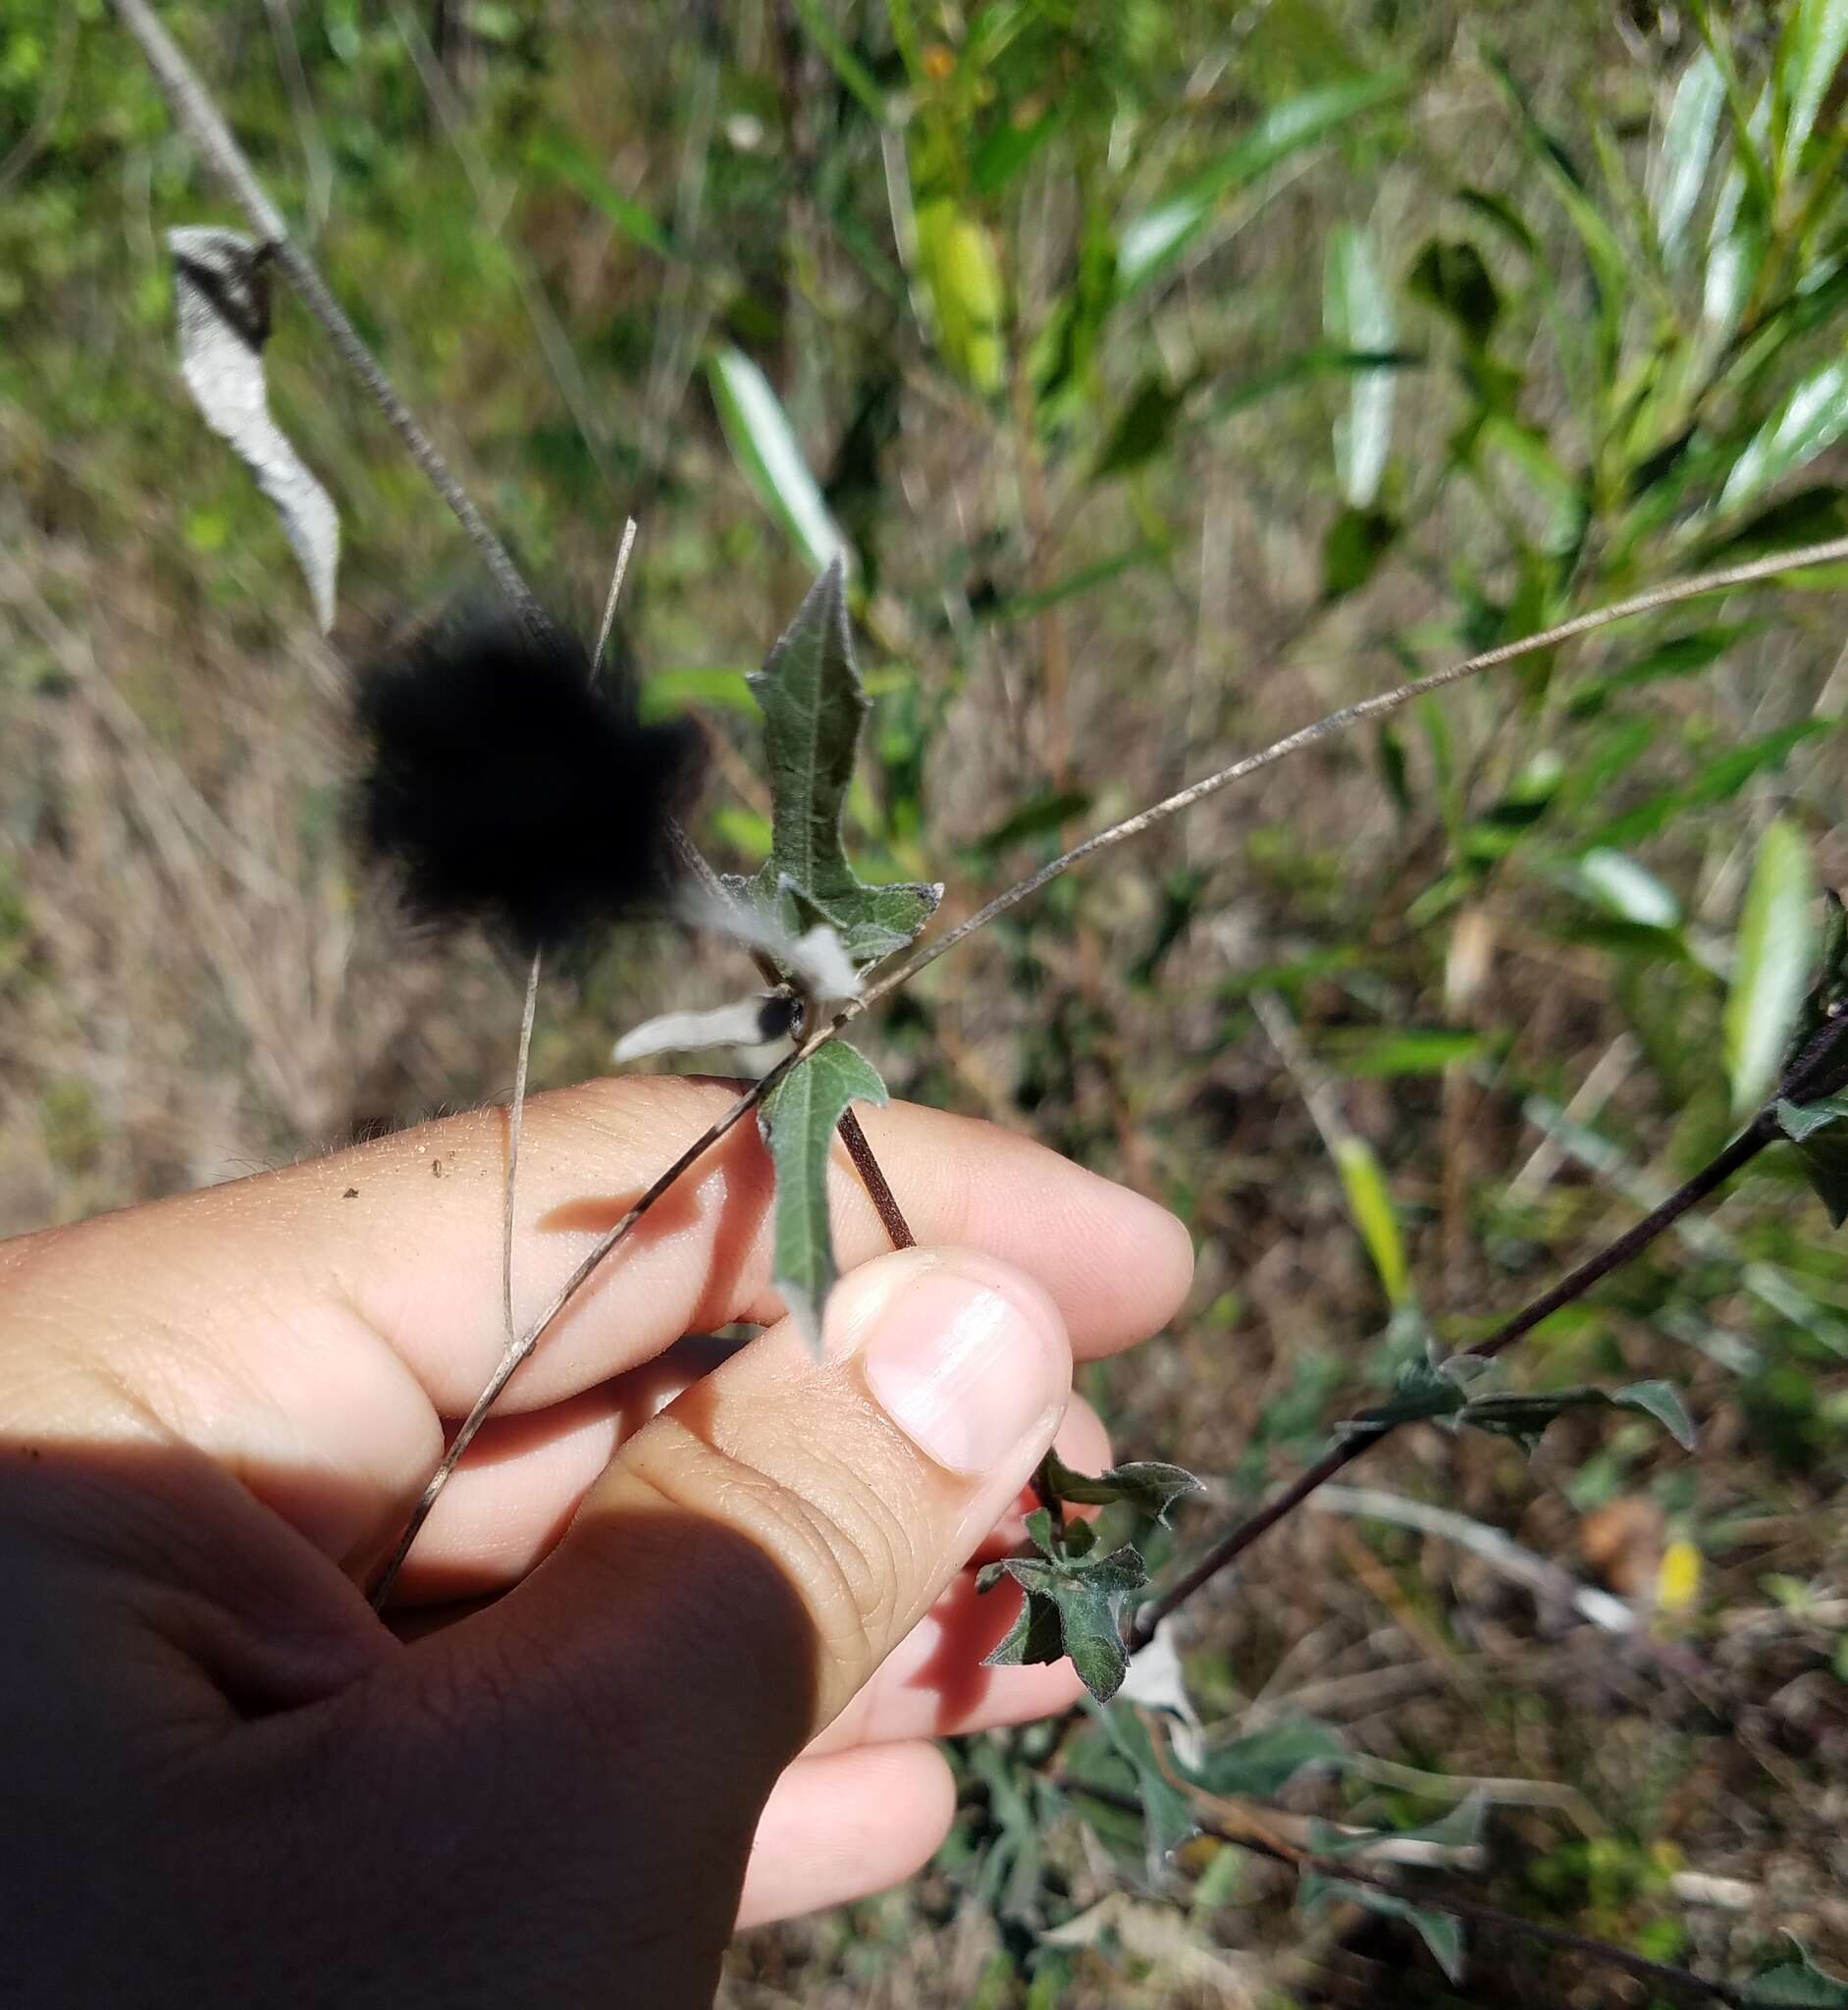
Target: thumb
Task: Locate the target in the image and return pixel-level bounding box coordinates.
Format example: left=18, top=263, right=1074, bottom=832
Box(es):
left=498, top=1243, right=1071, bottom=1776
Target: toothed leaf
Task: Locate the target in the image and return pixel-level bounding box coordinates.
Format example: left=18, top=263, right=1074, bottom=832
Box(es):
left=740, top=563, right=940, bottom=970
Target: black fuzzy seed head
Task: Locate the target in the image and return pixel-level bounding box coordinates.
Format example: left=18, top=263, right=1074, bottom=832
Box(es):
left=353, top=605, right=703, bottom=955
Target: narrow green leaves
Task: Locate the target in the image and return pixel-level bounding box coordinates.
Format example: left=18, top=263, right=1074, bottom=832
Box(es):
left=1117, top=77, right=1405, bottom=295
left=1653, top=50, right=1724, bottom=262
left=735, top=567, right=942, bottom=1350
left=707, top=347, right=848, bottom=576
left=1334, top=1135, right=1409, bottom=1307
left=1726, top=819, right=1817, bottom=1117
left=1348, top=1360, right=1696, bottom=1455
left=1716, top=361, right=1848, bottom=519
left=1774, top=0, right=1848, bottom=184
left=980, top=1510, right=1149, bottom=1703
left=1324, top=227, right=1397, bottom=508
left=732, top=563, right=940, bottom=965
left=757, top=1039, right=889, bottom=1349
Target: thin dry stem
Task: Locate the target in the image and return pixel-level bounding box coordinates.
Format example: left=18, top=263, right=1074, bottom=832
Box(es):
left=502, top=949, right=541, bottom=1342
left=1129, top=1011, right=1848, bottom=1647
left=860, top=533, right=1848, bottom=1011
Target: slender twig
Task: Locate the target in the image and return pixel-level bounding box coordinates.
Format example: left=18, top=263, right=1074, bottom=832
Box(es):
left=858, top=532, right=1848, bottom=1015
left=1130, top=1014, right=1848, bottom=1648
left=1059, top=1776, right=1746, bottom=2006
left=837, top=1108, right=915, bottom=1249
left=369, top=1056, right=799, bottom=1603
left=593, top=519, right=639, bottom=674
left=502, top=950, right=541, bottom=1342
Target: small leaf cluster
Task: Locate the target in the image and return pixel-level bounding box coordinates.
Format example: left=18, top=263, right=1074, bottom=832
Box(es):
left=1346, top=1351, right=1697, bottom=1457
left=978, top=1455, right=1204, bottom=1704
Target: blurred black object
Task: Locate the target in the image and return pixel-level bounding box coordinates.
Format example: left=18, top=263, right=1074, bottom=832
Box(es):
left=353, top=604, right=702, bottom=955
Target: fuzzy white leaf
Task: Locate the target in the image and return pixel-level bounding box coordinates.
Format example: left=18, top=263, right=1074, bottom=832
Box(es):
left=168, top=227, right=340, bottom=631
left=612, top=996, right=792, bottom=1067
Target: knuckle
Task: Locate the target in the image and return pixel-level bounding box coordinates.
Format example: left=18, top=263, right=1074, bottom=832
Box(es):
left=622, top=1418, right=918, bottom=1677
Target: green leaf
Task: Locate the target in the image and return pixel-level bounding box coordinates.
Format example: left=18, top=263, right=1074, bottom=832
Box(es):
left=1322, top=503, right=1399, bottom=599
left=1703, top=83, right=1774, bottom=339
left=1716, top=360, right=1848, bottom=518
left=1317, top=1028, right=1484, bottom=1077
left=707, top=347, right=848, bottom=577
left=980, top=1536, right=1149, bottom=1703
left=1776, top=1094, right=1848, bottom=1228
left=1575, top=850, right=1682, bottom=929
left=1333, top=1134, right=1409, bottom=1306
left=1593, top=722, right=1827, bottom=849
left=1611, top=1379, right=1700, bottom=1451
left=1299, top=1873, right=1466, bottom=1983
left=1775, top=0, right=1848, bottom=183
left=1092, top=373, right=1189, bottom=480
left=914, top=197, right=1006, bottom=395
left=1726, top=819, right=1818, bottom=1118
left=525, top=132, right=676, bottom=258
left=1744, top=1940, right=1848, bottom=2006
left=964, top=789, right=1093, bottom=857
left=1406, top=238, right=1500, bottom=344
left=757, top=1040, right=889, bottom=1350
left=734, top=563, right=941, bottom=965
left=1654, top=49, right=1725, bottom=262
left=1324, top=227, right=1397, bottom=508
left=1182, top=1719, right=1346, bottom=1798
left=1038, top=1449, right=1205, bottom=1526
left=1300, top=1797, right=1485, bottom=1984
left=1565, top=623, right=1756, bottom=718
left=1116, top=76, right=1406, bottom=294
left=1064, top=1699, right=1199, bottom=1883
left=1482, top=49, right=1630, bottom=379
left=1453, top=1379, right=1698, bottom=1454
left=1202, top=344, right=1423, bottom=426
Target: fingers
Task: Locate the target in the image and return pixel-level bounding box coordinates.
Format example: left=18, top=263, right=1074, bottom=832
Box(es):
left=391, top=1345, right=1112, bottom=1607
left=11, top=1078, right=1190, bottom=1571
left=735, top=1744, right=955, bottom=1930
left=488, top=1246, right=1072, bottom=1774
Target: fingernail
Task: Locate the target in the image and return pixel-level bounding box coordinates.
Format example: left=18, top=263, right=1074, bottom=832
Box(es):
left=861, top=1258, right=1069, bottom=1474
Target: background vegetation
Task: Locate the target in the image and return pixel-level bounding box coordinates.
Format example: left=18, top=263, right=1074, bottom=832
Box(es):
left=2, top=1, right=1846, bottom=2002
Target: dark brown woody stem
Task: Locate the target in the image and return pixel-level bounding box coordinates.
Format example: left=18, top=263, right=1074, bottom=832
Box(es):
left=1059, top=1777, right=1745, bottom=2005
left=1131, top=1013, right=1848, bottom=1649
left=837, top=1106, right=915, bottom=1249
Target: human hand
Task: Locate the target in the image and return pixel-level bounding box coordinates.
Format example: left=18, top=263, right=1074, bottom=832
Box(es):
left=0, top=1077, right=1190, bottom=2007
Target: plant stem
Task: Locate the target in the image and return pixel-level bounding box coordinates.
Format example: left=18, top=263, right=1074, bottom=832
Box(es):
left=837, top=1107, right=915, bottom=1248
left=859, top=532, right=1848, bottom=1013
left=1131, top=1014, right=1848, bottom=1649
left=1060, top=1777, right=1746, bottom=2005
left=112, top=0, right=921, bottom=1589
